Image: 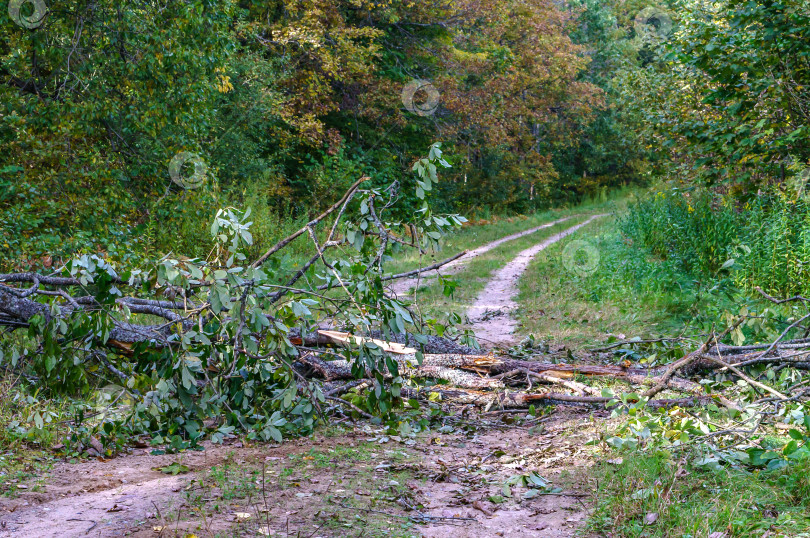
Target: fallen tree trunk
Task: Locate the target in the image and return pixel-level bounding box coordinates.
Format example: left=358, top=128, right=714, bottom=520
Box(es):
left=531, top=373, right=601, bottom=396
left=299, top=352, right=701, bottom=394
left=400, top=387, right=720, bottom=410
left=298, top=354, right=505, bottom=390
left=401, top=386, right=554, bottom=408
left=420, top=354, right=660, bottom=378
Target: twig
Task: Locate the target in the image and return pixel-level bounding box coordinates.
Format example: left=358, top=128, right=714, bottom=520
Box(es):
left=703, top=354, right=789, bottom=400
left=326, top=395, right=373, bottom=419
left=755, top=286, right=810, bottom=304
left=643, top=319, right=742, bottom=399
left=589, top=336, right=687, bottom=352
left=251, top=176, right=370, bottom=268
left=380, top=251, right=468, bottom=283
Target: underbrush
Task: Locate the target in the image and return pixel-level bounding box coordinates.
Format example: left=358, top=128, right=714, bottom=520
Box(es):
left=569, top=188, right=810, bottom=536
left=517, top=215, right=735, bottom=347
left=590, top=450, right=810, bottom=537
left=519, top=190, right=810, bottom=350
left=588, top=377, right=810, bottom=536
left=0, top=378, right=60, bottom=496
left=621, top=189, right=810, bottom=298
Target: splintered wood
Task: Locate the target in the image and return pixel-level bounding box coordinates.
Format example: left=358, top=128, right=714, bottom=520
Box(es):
left=301, top=332, right=720, bottom=410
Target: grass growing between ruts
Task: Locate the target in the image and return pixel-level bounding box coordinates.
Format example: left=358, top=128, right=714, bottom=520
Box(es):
left=386, top=208, right=575, bottom=277
left=390, top=192, right=637, bottom=336
left=401, top=215, right=591, bottom=325
left=385, top=187, right=636, bottom=277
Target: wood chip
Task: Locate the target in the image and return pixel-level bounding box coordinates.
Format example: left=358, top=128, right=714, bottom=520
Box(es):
left=473, top=500, right=494, bottom=516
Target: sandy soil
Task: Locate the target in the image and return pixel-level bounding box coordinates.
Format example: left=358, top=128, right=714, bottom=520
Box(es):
left=0, top=411, right=604, bottom=538
left=469, top=215, right=607, bottom=348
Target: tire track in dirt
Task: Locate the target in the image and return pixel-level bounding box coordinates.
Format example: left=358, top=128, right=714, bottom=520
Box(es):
left=0, top=437, right=359, bottom=538
left=390, top=216, right=574, bottom=296
left=468, top=214, right=607, bottom=348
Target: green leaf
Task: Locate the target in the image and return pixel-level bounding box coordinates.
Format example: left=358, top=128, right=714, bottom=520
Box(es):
left=788, top=429, right=805, bottom=441
left=157, top=462, right=190, bottom=475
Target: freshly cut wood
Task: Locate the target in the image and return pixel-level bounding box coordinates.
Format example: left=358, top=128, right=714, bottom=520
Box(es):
left=298, top=350, right=744, bottom=411
left=409, top=366, right=505, bottom=390
left=420, top=354, right=700, bottom=393
left=298, top=350, right=703, bottom=394
left=317, top=330, right=417, bottom=354
left=533, top=373, right=600, bottom=396
left=300, top=355, right=504, bottom=390
left=421, top=354, right=655, bottom=377
left=401, top=386, right=721, bottom=410
left=401, top=387, right=553, bottom=408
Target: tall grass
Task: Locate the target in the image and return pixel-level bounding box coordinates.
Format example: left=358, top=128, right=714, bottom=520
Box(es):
left=621, top=189, right=810, bottom=297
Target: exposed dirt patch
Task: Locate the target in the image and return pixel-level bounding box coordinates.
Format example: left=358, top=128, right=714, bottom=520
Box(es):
left=469, top=215, right=607, bottom=348
left=412, top=409, right=603, bottom=538
left=0, top=434, right=364, bottom=537
left=0, top=409, right=604, bottom=538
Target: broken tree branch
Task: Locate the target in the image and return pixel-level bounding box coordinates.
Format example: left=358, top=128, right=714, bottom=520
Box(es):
left=251, top=176, right=370, bottom=268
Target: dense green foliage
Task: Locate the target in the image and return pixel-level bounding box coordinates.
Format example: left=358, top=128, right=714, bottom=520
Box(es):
left=618, top=0, right=810, bottom=191
left=0, top=0, right=662, bottom=269
left=590, top=450, right=810, bottom=536
left=0, top=144, right=473, bottom=453
left=622, top=190, right=810, bottom=298
left=613, top=0, right=810, bottom=305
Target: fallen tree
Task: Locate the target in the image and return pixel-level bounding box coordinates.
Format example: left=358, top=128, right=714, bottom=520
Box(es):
left=0, top=145, right=478, bottom=449
left=2, top=147, right=810, bottom=451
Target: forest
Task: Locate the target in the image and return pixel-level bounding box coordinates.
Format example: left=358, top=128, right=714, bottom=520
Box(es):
left=0, top=0, right=809, bottom=536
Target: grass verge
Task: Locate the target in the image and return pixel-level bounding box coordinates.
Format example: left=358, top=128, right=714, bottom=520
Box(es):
left=589, top=450, right=810, bottom=537
left=516, top=213, right=737, bottom=349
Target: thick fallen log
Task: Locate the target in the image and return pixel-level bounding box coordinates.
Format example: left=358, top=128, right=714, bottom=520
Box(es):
left=532, top=373, right=601, bottom=396
left=297, top=352, right=702, bottom=394
left=401, top=387, right=721, bottom=410
left=418, top=354, right=657, bottom=378
left=401, top=386, right=553, bottom=408
left=416, top=355, right=702, bottom=394
left=290, top=328, right=480, bottom=355
left=0, top=284, right=184, bottom=345
left=298, top=354, right=505, bottom=390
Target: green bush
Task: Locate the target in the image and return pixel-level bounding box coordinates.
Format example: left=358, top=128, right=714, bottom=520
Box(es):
left=621, top=189, right=810, bottom=298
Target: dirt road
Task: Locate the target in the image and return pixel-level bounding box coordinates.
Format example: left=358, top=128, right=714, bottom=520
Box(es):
left=391, top=216, right=574, bottom=296
left=469, top=215, right=607, bottom=348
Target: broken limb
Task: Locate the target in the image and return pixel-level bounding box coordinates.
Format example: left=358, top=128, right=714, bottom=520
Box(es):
left=400, top=386, right=720, bottom=410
